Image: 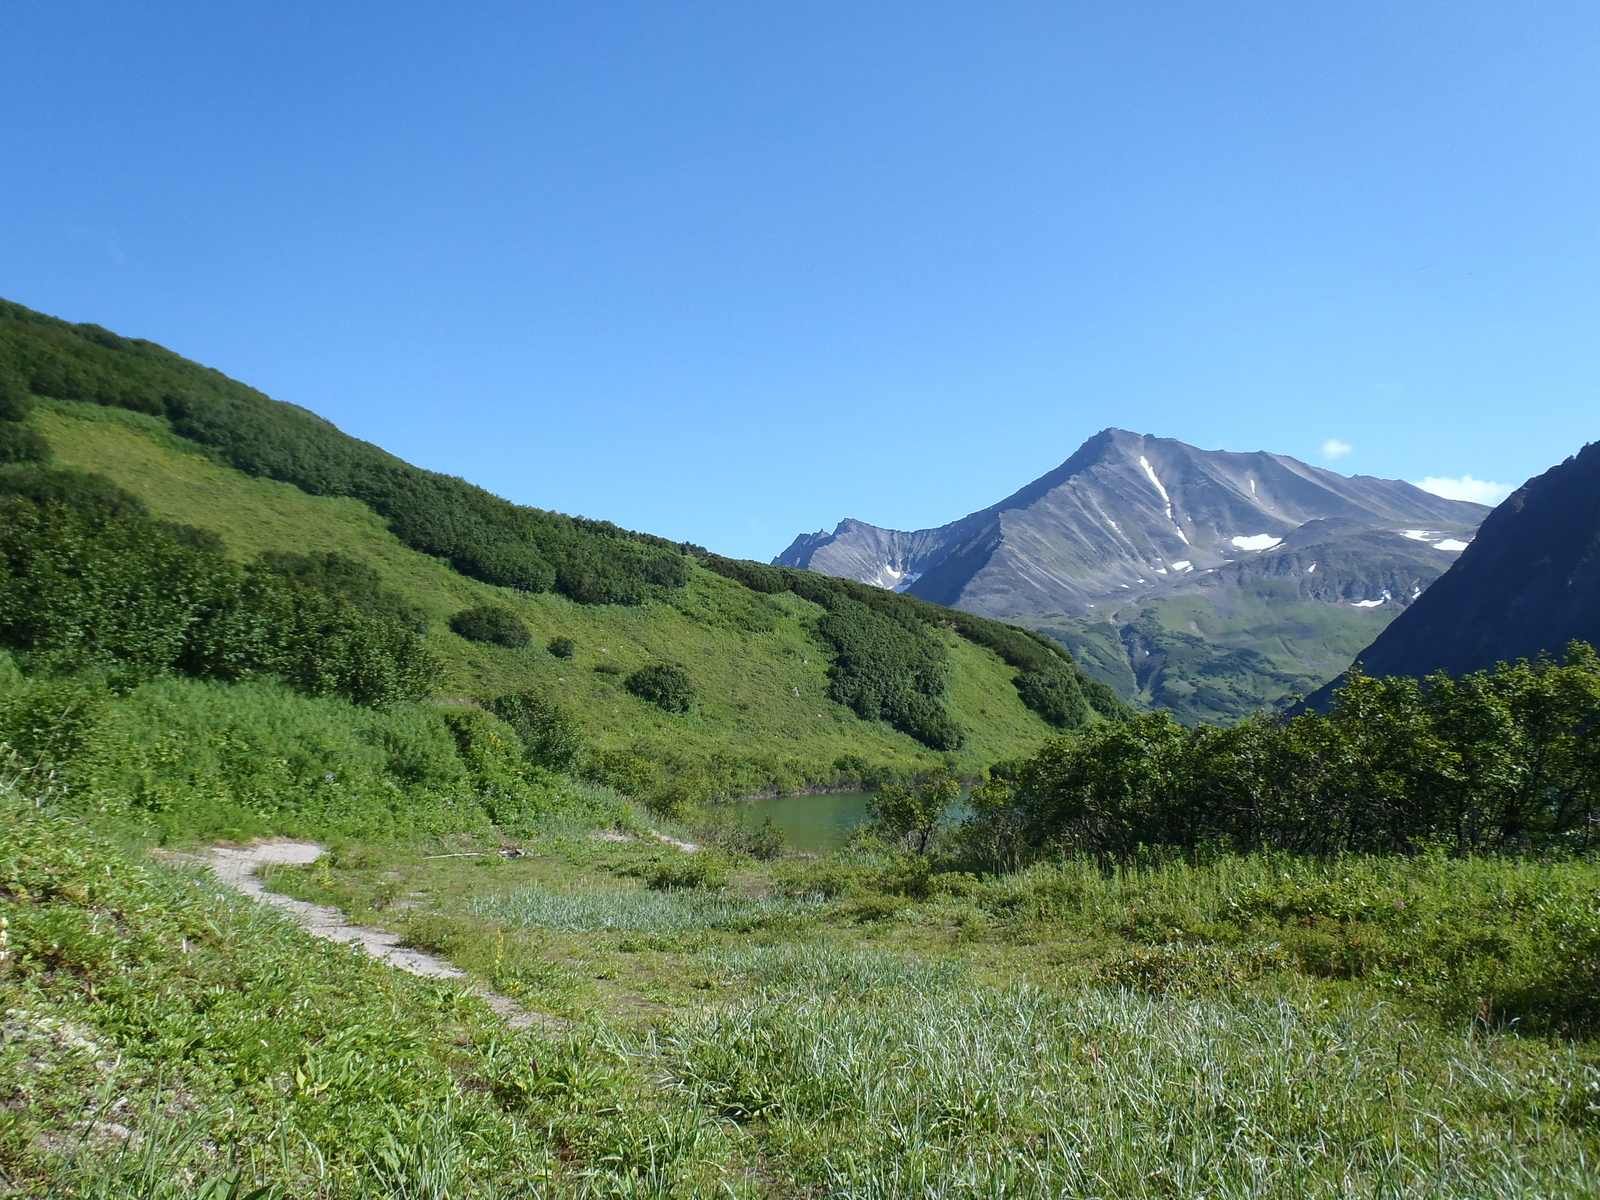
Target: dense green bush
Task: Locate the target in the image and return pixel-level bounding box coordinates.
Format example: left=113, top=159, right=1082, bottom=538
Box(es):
left=869, top=767, right=960, bottom=853
left=258, top=549, right=429, bottom=632
left=817, top=597, right=963, bottom=750
left=449, top=603, right=530, bottom=647
left=0, top=298, right=693, bottom=605
left=972, top=645, right=1600, bottom=861
left=0, top=365, right=33, bottom=422
left=625, top=663, right=696, bottom=713
left=486, top=689, right=585, bottom=771
left=547, top=634, right=576, bottom=658
left=0, top=471, right=439, bottom=706
left=0, top=422, right=48, bottom=464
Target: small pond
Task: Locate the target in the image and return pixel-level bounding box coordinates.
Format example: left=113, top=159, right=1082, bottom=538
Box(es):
left=730, top=790, right=970, bottom=855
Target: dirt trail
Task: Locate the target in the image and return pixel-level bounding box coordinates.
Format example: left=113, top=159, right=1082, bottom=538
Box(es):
left=206, top=841, right=561, bottom=1032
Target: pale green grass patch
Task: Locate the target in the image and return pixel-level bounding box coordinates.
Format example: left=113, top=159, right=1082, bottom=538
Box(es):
left=470, top=886, right=825, bottom=935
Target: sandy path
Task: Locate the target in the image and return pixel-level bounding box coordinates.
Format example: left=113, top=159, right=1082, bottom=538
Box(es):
left=206, top=841, right=560, bottom=1032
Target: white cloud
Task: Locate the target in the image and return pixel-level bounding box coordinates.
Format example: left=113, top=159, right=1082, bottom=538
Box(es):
left=1413, top=475, right=1515, bottom=506
left=1322, top=438, right=1353, bottom=460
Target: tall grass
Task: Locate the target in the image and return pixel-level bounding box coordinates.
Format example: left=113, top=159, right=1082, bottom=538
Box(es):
left=0, top=666, right=618, bottom=842
left=666, top=980, right=1600, bottom=1198
left=470, top=886, right=823, bottom=935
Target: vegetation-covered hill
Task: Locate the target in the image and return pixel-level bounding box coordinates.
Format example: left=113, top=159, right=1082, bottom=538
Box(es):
left=0, top=298, right=1120, bottom=812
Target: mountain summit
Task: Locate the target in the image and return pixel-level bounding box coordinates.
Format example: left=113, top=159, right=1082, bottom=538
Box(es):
left=778, top=428, right=1485, bottom=619
left=777, top=429, right=1490, bottom=722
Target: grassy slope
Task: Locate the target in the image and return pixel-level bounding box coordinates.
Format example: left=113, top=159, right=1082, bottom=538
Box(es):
left=38, top=400, right=1058, bottom=786
left=1039, top=588, right=1396, bottom=724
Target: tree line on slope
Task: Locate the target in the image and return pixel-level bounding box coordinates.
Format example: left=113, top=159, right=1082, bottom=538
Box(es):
left=0, top=299, right=692, bottom=605
left=964, top=644, right=1600, bottom=865
left=0, top=466, right=438, bottom=707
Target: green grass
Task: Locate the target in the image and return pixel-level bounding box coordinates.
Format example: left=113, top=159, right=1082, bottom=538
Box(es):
left=0, top=802, right=740, bottom=1198
left=469, top=886, right=825, bottom=935
left=35, top=399, right=1061, bottom=797
left=9, top=778, right=1600, bottom=1197
left=236, top=818, right=1600, bottom=1199
left=668, top=981, right=1598, bottom=1198
left=1042, top=590, right=1398, bottom=724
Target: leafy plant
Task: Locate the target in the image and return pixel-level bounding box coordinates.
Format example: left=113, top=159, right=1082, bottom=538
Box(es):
left=869, top=767, right=959, bottom=853
left=486, top=688, right=584, bottom=771
left=972, top=644, right=1600, bottom=861
left=449, top=604, right=530, bottom=648
left=547, top=634, right=575, bottom=658
left=625, top=663, right=696, bottom=714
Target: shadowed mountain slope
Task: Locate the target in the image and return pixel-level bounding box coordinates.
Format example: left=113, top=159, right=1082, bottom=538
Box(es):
left=1306, top=440, right=1600, bottom=705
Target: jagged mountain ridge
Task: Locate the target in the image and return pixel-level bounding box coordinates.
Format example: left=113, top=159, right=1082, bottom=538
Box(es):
left=777, top=429, right=1491, bottom=723
left=1308, top=439, right=1600, bottom=704
left=778, top=428, right=1486, bottom=620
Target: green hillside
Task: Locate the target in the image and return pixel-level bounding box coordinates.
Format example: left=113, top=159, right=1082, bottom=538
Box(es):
left=1041, top=590, right=1395, bottom=725
left=0, top=299, right=1120, bottom=809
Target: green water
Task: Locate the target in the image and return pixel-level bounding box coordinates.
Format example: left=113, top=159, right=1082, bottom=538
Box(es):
left=732, top=790, right=969, bottom=855
left=733, top=791, right=877, bottom=854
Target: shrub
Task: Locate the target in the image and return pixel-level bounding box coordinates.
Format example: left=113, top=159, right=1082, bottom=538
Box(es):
left=0, top=483, right=439, bottom=706
left=0, top=366, right=33, bottom=422
left=869, top=768, right=960, bottom=854
left=449, top=604, right=530, bottom=648
left=258, top=550, right=429, bottom=632
left=625, top=663, right=696, bottom=714
left=547, top=635, right=576, bottom=659
left=717, top=815, right=785, bottom=861
left=971, top=646, right=1600, bottom=862
left=485, top=689, right=584, bottom=772
left=644, top=852, right=730, bottom=891
left=0, top=422, right=49, bottom=463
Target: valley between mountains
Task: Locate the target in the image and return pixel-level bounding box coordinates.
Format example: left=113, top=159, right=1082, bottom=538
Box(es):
left=2, top=298, right=1599, bottom=1199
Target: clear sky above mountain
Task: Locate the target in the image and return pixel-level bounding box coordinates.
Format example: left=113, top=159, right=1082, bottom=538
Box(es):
left=3, top=2, right=1597, bottom=559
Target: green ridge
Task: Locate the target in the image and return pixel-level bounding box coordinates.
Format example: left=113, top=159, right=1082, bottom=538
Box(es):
left=0, top=297, right=1121, bottom=806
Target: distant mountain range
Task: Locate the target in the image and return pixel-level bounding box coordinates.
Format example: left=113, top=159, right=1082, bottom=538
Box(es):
left=777, top=428, right=1490, bottom=722
left=1307, top=439, right=1600, bottom=705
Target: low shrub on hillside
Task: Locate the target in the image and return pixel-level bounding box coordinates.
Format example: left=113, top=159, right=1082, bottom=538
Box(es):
left=449, top=603, right=530, bottom=647
left=625, top=663, right=696, bottom=714
left=547, top=634, right=576, bottom=658
left=970, top=645, right=1600, bottom=862
left=0, top=421, right=48, bottom=463
left=486, top=688, right=585, bottom=772
left=258, top=549, right=429, bottom=632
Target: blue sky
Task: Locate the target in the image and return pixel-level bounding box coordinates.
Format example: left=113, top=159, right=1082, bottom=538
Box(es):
left=3, top=2, right=1597, bottom=559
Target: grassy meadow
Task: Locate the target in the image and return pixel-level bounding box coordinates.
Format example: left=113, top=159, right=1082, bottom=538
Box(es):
left=0, top=632, right=1595, bottom=1196
left=11, top=805, right=1585, bottom=1198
